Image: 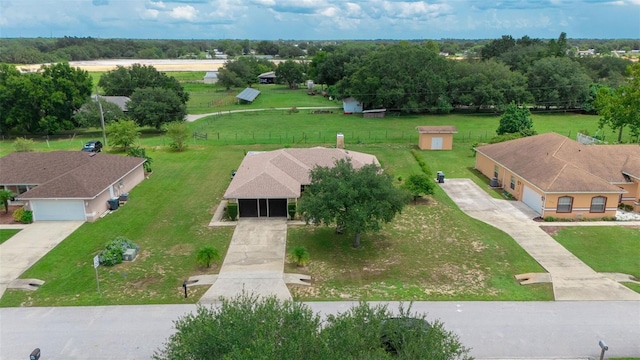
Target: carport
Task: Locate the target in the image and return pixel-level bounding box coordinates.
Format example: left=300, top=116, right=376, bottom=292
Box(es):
left=238, top=198, right=287, bottom=218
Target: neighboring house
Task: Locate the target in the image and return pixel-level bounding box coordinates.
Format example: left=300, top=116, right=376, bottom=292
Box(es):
left=224, top=147, right=379, bottom=218
left=416, top=126, right=458, bottom=150
left=97, top=96, right=131, bottom=112
left=203, top=71, right=219, bottom=84
left=258, top=71, right=276, bottom=84
left=475, top=132, right=640, bottom=219
left=0, top=151, right=146, bottom=222
left=342, top=97, right=363, bottom=114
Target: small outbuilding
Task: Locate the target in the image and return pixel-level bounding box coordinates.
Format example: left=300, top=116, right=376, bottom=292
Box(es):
left=363, top=109, right=386, bottom=118
left=203, top=71, right=219, bottom=84
left=236, top=88, right=261, bottom=104
left=258, top=71, right=276, bottom=84
left=416, top=126, right=458, bottom=150
left=342, top=97, right=363, bottom=114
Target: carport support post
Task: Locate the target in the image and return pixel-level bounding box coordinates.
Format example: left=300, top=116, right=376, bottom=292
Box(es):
left=183, top=280, right=188, bottom=298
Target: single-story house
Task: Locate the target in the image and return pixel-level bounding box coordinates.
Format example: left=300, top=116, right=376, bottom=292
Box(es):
left=0, top=151, right=146, bottom=222
left=342, top=97, right=363, bottom=114
left=475, top=132, right=640, bottom=219
left=258, top=71, right=276, bottom=84
left=203, top=71, right=219, bottom=84
left=416, top=126, right=458, bottom=150
left=224, top=147, right=379, bottom=218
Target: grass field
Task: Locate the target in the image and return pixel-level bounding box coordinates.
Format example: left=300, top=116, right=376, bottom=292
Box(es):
left=0, top=229, right=20, bottom=246
left=1, top=80, right=636, bottom=305
left=552, top=226, right=640, bottom=282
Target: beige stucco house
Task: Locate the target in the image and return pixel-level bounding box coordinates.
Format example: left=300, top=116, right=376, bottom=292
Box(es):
left=475, top=132, right=640, bottom=219
left=224, top=147, right=379, bottom=218
left=417, top=126, right=457, bottom=150
left=0, top=151, right=146, bottom=222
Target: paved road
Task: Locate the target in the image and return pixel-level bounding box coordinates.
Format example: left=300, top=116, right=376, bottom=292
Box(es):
left=440, top=179, right=640, bottom=301
left=1, top=301, right=638, bottom=359
left=186, top=106, right=342, bottom=122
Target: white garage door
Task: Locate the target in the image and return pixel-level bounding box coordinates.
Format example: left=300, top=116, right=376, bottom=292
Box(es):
left=522, top=186, right=542, bottom=215
left=31, top=200, right=85, bottom=221
left=431, top=137, right=443, bottom=149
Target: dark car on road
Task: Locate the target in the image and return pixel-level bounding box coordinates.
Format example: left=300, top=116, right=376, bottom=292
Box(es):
left=81, top=140, right=103, bottom=152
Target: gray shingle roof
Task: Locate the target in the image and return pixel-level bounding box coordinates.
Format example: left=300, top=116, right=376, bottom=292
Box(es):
left=224, top=147, right=379, bottom=199
left=476, top=132, right=639, bottom=193
left=99, top=96, right=130, bottom=111
left=0, top=151, right=145, bottom=199
left=236, top=88, right=261, bottom=102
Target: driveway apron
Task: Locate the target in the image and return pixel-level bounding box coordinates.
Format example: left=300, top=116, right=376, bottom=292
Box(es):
left=199, top=218, right=291, bottom=303
left=440, top=179, right=640, bottom=301
left=0, top=221, right=84, bottom=298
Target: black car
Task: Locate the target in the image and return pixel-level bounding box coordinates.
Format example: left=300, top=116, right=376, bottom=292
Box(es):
left=81, top=140, right=103, bottom=152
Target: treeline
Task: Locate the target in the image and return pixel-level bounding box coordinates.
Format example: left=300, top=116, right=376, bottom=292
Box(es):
left=2, top=36, right=638, bottom=65
left=301, top=33, right=636, bottom=113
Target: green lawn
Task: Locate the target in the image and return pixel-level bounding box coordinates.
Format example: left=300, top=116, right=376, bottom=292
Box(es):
left=286, top=144, right=552, bottom=301
left=0, top=229, right=20, bottom=245
left=553, top=227, right=640, bottom=279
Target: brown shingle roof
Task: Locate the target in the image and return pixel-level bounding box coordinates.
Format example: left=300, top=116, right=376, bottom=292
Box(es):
left=416, top=126, right=458, bottom=134
left=224, top=147, right=379, bottom=199
left=476, top=133, right=640, bottom=193
left=0, top=151, right=145, bottom=199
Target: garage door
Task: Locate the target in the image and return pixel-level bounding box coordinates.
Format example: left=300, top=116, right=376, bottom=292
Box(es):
left=522, top=186, right=542, bottom=215
left=431, top=137, right=443, bottom=150
left=31, top=200, right=85, bottom=221
left=238, top=199, right=287, bottom=218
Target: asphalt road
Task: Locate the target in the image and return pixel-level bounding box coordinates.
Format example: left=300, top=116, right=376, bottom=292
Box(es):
left=1, top=301, right=638, bottom=360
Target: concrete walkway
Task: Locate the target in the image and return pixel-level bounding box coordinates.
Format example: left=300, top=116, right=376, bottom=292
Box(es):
left=440, top=179, right=640, bottom=301
left=199, top=218, right=292, bottom=303
left=0, top=221, right=84, bottom=298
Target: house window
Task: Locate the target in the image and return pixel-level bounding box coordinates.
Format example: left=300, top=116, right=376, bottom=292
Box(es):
left=557, top=196, right=573, bottom=213
left=590, top=196, right=606, bottom=213
left=510, top=176, right=515, bottom=190
left=494, top=166, right=499, bottom=178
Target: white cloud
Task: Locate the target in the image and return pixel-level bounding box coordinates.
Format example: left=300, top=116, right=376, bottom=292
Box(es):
left=141, top=8, right=160, bottom=19
left=147, top=1, right=166, bottom=9
left=170, top=5, right=198, bottom=20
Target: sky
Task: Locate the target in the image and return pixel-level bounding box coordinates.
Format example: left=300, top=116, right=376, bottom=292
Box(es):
left=1, top=0, right=639, bottom=40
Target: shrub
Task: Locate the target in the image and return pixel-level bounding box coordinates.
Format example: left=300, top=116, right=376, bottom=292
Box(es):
left=12, top=207, right=33, bottom=223
left=128, top=147, right=153, bottom=172
left=227, top=203, right=238, bottom=221
left=13, top=137, right=34, bottom=152
left=489, top=133, right=522, bottom=144
left=288, top=203, right=296, bottom=220
left=99, top=236, right=137, bottom=266
left=164, top=121, right=190, bottom=152
left=290, top=246, right=310, bottom=267
left=196, top=246, right=220, bottom=268
left=544, top=216, right=559, bottom=222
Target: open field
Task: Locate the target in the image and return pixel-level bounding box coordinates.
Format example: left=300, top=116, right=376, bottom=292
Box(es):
left=1, top=82, right=637, bottom=305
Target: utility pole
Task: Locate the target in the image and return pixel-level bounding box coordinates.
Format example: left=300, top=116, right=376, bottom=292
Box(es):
left=96, top=94, right=108, bottom=146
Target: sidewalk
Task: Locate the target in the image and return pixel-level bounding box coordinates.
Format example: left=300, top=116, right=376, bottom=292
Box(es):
left=440, top=179, right=640, bottom=301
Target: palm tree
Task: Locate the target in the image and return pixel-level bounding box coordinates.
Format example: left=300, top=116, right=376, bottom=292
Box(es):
left=0, top=190, right=13, bottom=214
left=196, top=246, right=221, bottom=268
left=290, top=246, right=310, bottom=267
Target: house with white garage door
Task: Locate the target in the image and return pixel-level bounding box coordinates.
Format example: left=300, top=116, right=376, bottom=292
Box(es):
left=224, top=147, right=379, bottom=218
left=474, top=132, right=640, bottom=219
left=0, top=151, right=146, bottom=222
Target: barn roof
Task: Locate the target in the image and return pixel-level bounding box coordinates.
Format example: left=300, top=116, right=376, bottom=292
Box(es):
left=236, top=88, right=261, bottom=102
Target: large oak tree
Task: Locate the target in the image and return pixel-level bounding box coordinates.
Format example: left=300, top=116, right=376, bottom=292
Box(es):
left=298, top=158, right=409, bottom=248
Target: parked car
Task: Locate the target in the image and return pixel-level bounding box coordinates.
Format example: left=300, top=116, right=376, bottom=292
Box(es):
left=81, top=140, right=103, bottom=152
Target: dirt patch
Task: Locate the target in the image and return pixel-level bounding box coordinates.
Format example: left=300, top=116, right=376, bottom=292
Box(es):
left=167, top=243, right=195, bottom=256
left=540, top=226, right=565, bottom=236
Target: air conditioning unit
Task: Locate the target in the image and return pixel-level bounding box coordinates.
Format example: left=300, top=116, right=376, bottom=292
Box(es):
left=123, top=248, right=138, bottom=261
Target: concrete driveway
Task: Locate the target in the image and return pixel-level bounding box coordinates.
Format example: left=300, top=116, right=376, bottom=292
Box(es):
left=440, top=179, right=640, bottom=301
left=199, top=218, right=291, bottom=303
left=0, top=221, right=84, bottom=298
